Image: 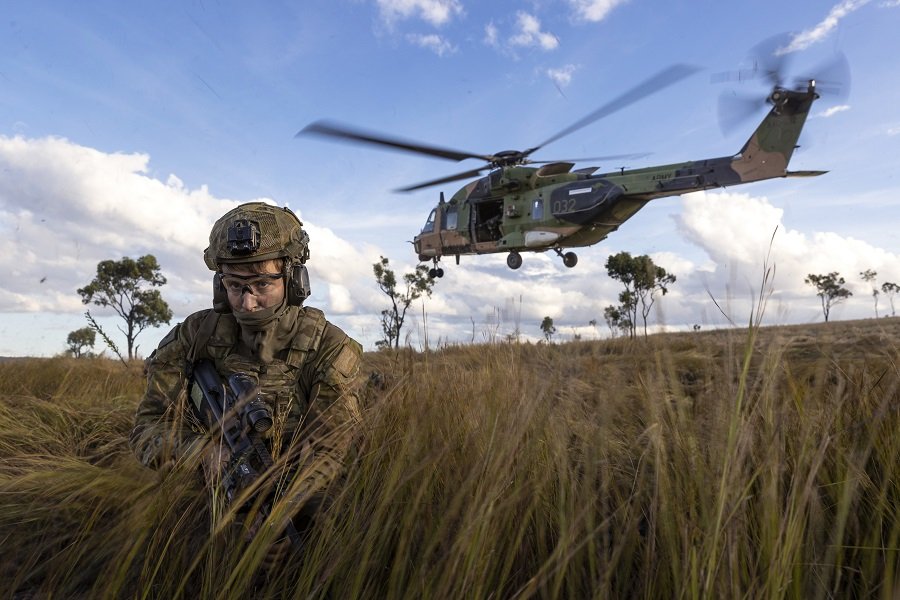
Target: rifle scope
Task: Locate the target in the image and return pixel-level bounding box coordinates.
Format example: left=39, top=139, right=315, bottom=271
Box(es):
left=228, top=373, right=274, bottom=433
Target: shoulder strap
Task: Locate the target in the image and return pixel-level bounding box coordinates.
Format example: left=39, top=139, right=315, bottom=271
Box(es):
left=285, top=307, right=328, bottom=368
left=186, top=310, right=222, bottom=366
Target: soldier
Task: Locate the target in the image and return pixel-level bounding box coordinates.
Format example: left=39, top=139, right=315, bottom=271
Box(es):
left=129, top=201, right=362, bottom=562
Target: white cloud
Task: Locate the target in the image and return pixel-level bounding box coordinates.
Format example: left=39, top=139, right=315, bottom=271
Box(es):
left=327, top=283, right=355, bottom=313
left=4, top=136, right=897, bottom=354
left=673, top=190, right=900, bottom=322
left=546, top=64, right=578, bottom=88
left=375, top=0, right=464, bottom=27
left=567, top=0, right=629, bottom=22
left=406, top=33, right=457, bottom=56
left=509, top=12, right=559, bottom=51
left=0, top=136, right=220, bottom=310
left=648, top=251, right=704, bottom=278
left=0, top=135, right=381, bottom=326
left=484, top=21, right=499, bottom=47
left=887, top=125, right=900, bottom=136
left=781, top=0, right=871, bottom=53
left=817, top=104, right=850, bottom=117
left=419, top=252, right=625, bottom=341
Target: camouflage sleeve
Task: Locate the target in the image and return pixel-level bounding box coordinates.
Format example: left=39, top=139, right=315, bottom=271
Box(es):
left=129, top=314, right=208, bottom=469
left=289, top=322, right=363, bottom=508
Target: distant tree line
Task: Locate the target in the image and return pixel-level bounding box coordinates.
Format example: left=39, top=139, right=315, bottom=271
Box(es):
left=806, top=269, right=898, bottom=322
left=360, top=253, right=900, bottom=351
left=61, top=248, right=896, bottom=360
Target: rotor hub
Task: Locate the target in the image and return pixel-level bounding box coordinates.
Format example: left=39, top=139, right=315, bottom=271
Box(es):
left=491, top=150, right=529, bottom=167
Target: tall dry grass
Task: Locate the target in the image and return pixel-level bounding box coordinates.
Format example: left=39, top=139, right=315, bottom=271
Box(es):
left=1, top=320, right=898, bottom=599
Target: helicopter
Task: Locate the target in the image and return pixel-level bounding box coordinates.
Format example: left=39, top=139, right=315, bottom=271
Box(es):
left=299, top=35, right=848, bottom=277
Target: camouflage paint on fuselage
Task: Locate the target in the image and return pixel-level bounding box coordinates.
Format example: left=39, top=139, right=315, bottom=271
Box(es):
left=414, top=84, right=820, bottom=261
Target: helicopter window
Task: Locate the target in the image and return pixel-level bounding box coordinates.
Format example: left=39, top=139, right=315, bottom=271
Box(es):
left=422, top=209, right=436, bottom=233
left=532, top=199, right=544, bottom=220
left=444, top=206, right=458, bottom=230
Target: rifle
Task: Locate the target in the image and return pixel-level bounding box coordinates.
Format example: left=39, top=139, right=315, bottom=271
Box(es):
left=191, top=358, right=304, bottom=551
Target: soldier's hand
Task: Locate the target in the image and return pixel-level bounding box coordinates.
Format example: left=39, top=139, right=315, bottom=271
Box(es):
left=261, top=537, right=292, bottom=571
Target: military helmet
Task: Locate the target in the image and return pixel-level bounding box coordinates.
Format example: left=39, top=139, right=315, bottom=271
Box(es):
left=204, top=202, right=310, bottom=270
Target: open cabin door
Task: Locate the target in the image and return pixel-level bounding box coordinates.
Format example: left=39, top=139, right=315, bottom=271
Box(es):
left=470, top=198, right=504, bottom=243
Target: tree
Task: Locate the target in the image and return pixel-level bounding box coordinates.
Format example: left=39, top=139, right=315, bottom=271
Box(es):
left=77, top=255, right=173, bottom=360
left=805, top=272, right=852, bottom=323
left=373, top=256, right=434, bottom=349
left=617, top=290, right=638, bottom=338
left=605, top=251, right=676, bottom=338
left=860, top=269, right=879, bottom=318
left=603, top=304, right=630, bottom=338
left=540, top=316, right=557, bottom=342
left=882, top=282, right=899, bottom=317
left=66, top=327, right=96, bottom=358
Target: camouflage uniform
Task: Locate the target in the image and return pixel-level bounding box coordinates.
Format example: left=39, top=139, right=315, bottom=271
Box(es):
left=129, top=202, right=361, bottom=521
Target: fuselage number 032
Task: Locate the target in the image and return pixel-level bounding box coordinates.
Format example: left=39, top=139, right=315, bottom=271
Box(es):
left=552, top=198, right=577, bottom=214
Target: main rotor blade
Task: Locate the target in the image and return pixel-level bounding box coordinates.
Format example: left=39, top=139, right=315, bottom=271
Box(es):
left=535, top=63, right=701, bottom=151
left=530, top=152, right=651, bottom=164
left=297, top=120, right=492, bottom=163
left=395, top=166, right=488, bottom=193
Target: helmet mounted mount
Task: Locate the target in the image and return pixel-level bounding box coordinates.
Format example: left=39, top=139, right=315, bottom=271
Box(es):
left=226, top=219, right=261, bottom=256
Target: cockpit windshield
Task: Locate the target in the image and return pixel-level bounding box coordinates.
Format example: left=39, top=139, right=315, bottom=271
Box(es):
left=444, top=206, right=458, bottom=230
left=422, top=209, right=436, bottom=233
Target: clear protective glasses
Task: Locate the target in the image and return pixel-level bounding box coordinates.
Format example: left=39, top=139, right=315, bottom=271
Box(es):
left=220, top=271, right=284, bottom=297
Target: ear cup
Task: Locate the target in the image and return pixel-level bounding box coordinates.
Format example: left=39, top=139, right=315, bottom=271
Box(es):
left=286, top=264, right=310, bottom=306
left=212, top=273, right=231, bottom=313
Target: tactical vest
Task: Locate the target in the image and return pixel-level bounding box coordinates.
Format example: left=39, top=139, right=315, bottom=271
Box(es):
left=186, top=307, right=327, bottom=453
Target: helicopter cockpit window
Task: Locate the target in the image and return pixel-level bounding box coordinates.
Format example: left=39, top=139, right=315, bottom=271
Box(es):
left=532, top=199, right=544, bottom=220
left=422, top=209, right=436, bottom=233
left=444, top=206, right=458, bottom=230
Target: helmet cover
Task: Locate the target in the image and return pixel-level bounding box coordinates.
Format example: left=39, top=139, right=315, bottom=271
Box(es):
left=204, top=202, right=309, bottom=271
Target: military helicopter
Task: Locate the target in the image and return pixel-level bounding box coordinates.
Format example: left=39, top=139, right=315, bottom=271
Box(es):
left=299, top=35, right=847, bottom=277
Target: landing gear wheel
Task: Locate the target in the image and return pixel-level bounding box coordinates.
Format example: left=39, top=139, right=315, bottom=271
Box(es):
left=507, top=251, right=523, bottom=270
left=436, top=267, right=444, bottom=278
left=562, top=252, right=578, bottom=268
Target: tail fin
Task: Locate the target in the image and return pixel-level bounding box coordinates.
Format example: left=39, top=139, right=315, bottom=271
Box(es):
left=731, top=83, right=818, bottom=183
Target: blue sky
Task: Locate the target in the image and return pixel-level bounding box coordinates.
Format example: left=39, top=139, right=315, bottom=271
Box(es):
left=1, top=0, right=899, bottom=356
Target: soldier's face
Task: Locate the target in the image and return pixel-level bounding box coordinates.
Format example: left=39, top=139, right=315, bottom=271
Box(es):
left=221, top=261, right=286, bottom=312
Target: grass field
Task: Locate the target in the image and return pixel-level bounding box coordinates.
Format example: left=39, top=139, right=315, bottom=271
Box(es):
left=1, top=317, right=898, bottom=599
